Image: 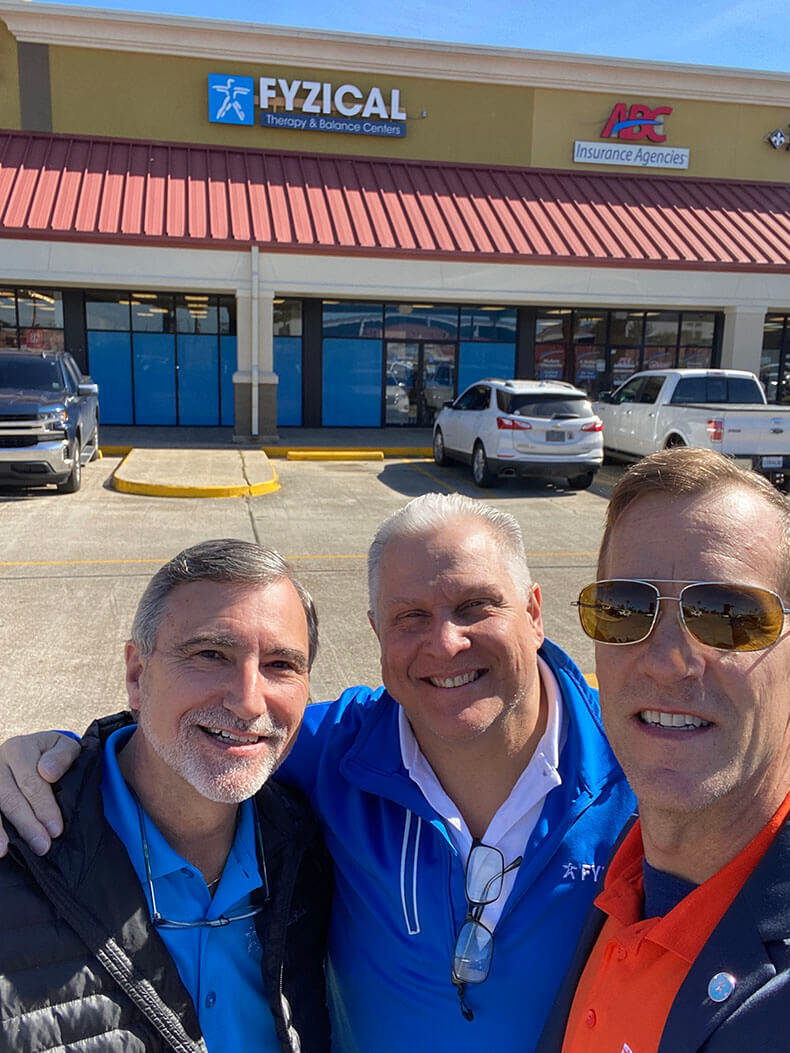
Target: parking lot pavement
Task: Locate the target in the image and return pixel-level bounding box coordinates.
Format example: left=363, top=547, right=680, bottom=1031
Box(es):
left=0, top=455, right=619, bottom=739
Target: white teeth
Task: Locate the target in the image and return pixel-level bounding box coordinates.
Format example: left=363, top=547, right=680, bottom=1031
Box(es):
left=203, top=727, right=261, bottom=744
left=428, top=670, right=481, bottom=689
left=639, top=710, right=711, bottom=730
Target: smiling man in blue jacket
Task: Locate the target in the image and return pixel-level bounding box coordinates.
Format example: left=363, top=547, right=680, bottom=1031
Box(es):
left=0, top=494, right=634, bottom=1052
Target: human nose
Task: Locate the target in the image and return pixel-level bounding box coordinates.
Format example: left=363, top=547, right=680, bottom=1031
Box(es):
left=425, top=614, right=472, bottom=657
left=634, top=600, right=706, bottom=680
left=222, top=658, right=269, bottom=720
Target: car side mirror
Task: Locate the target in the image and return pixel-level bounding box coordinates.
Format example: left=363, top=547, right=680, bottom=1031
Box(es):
left=78, top=382, right=99, bottom=396
left=443, top=400, right=453, bottom=408
left=598, top=391, right=612, bottom=403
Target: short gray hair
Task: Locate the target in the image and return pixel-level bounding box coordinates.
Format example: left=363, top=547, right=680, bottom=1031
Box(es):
left=599, top=448, right=790, bottom=595
left=368, top=493, right=531, bottom=621
left=131, top=538, right=318, bottom=667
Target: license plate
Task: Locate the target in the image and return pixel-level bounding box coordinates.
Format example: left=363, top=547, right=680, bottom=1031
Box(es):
left=762, top=456, right=783, bottom=468
left=546, top=430, right=566, bottom=442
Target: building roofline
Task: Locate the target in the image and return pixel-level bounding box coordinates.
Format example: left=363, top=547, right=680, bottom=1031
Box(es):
left=1, top=0, right=790, bottom=103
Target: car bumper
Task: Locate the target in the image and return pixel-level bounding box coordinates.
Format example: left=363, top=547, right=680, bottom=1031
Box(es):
left=0, top=438, right=72, bottom=483
left=489, top=452, right=603, bottom=478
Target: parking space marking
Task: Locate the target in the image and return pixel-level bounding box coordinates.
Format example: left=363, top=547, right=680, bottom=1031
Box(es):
left=0, top=548, right=597, bottom=570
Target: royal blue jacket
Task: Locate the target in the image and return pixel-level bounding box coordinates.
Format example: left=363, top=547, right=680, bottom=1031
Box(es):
left=278, top=639, right=636, bottom=1053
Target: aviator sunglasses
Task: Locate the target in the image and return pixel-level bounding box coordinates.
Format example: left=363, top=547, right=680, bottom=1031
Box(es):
left=574, top=579, right=790, bottom=652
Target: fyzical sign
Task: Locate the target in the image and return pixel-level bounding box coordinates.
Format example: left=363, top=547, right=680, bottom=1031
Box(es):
left=208, top=73, right=408, bottom=138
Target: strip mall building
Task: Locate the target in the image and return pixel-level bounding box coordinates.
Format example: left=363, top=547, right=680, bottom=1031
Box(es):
left=2, top=0, right=790, bottom=436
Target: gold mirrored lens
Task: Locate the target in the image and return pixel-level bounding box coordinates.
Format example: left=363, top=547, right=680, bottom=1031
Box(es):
left=680, top=584, right=784, bottom=651
left=577, top=581, right=657, bottom=644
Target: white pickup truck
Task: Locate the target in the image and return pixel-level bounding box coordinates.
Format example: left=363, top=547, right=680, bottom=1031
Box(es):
left=595, top=368, right=790, bottom=487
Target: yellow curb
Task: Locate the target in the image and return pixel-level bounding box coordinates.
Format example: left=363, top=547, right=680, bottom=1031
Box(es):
left=382, top=447, right=432, bottom=457
left=286, top=450, right=384, bottom=461
left=99, top=445, right=132, bottom=456
left=263, top=447, right=432, bottom=459
left=585, top=673, right=598, bottom=688
left=110, top=451, right=280, bottom=499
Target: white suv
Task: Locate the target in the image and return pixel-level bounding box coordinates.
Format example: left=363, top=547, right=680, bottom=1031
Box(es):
left=432, top=378, right=603, bottom=488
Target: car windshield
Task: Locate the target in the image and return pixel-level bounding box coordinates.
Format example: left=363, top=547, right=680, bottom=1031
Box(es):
left=0, top=356, right=63, bottom=392
left=669, top=376, right=764, bottom=405
left=506, top=395, right=593, bottom=419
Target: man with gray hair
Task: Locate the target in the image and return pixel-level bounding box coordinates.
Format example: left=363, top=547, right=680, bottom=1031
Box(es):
left=0, top=539, right=331, bottom=1053
left=0, top=495, right=634, bottom=1052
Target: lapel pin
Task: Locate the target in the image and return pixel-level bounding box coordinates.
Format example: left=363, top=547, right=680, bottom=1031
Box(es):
left=707, top=972, right=736, bottom=1002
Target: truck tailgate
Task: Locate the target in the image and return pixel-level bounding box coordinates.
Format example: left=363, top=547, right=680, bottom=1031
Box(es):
left=710, top=405, right=790, bottom=457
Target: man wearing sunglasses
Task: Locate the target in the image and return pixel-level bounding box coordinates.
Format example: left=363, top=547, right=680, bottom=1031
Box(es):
left=0, top=493, right=635, bottom=1053
left=0, top=539, right=331, bottom=1053
left=539, top=447, right=790, bottom=1053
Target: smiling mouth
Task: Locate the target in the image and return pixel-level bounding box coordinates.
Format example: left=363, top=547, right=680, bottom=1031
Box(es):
left=639, top=710, right=711, bottom=730
left=199, top=726, right=267, bottom=745
left=426, top=670, right=484, bottom=689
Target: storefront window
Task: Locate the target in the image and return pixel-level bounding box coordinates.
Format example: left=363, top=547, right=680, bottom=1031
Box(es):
left=609, top=311, right=645, bottom=346
left=459, top=307, right=516, bottom=342
left=323, top=301, right=383, bottom=338
left=86, top=290, right=235, bottom=426
left=610, top=347, right=641, bottom=386
left=176, top=294, right=218, bottom=335
left=385, top=304, right=458, bottom=341
left=85, top=291, right=132, bottom=331
left=17, top=288, right=63, bottom=330
left=536, top=311, right=570, bottom=380
left=0, top=289, right=17, bottom=330
left=274, top=298, right=302, bottom=337
left=219, top=296, right=236, bottom=336
left=678, top=311, right=715, bottom=370
left=132, top=292, right=175, bottom=333
left=572, top=313, right=607, bottom=396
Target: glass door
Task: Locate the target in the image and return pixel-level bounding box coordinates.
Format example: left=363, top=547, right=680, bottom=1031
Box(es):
left=385, top=341, right=456, bottom=425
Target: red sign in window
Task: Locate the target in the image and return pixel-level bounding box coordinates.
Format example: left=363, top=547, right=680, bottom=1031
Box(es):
left=601, top=103, right=672, bottom=142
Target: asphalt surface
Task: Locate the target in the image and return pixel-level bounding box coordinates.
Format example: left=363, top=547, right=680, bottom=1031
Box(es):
left=0, top=449, right=622, bottom=740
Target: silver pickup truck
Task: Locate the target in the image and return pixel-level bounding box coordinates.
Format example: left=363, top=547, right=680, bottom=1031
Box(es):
left=0, top=350, right=100, bottom=493
left=595, top=368, right=790, bottom=488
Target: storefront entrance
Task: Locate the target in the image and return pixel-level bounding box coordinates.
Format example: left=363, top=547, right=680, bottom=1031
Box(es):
left=385, top=341, right=456, bottom=426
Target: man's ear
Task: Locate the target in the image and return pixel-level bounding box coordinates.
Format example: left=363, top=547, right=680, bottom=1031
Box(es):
left=125, top=641, right=146, bottom=712
left=368, top=610, right=380, bottom=641
left=528, top=583, right=545, bottom=647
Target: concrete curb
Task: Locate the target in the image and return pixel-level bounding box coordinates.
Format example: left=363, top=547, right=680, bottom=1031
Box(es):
left=286, top=450, right=384, bottom=462
left=109, top=449, right=280, bottom=499
left=263, top=446, right=432, bottom=459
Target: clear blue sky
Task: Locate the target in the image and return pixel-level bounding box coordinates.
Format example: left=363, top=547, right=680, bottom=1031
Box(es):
left=42, top=0, right=790, bottom=74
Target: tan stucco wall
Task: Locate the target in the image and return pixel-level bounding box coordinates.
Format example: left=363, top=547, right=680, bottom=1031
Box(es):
left=48, top=45, right=535, bottom=165
left=531, top=87, right=789, bottom=180
left=0, top=20, right=21, bottom=129
left=0, top=26, right=774, bottom=181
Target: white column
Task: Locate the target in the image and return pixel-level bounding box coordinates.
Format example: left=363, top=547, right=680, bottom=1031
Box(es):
left=720, top=306, right=766, bottom=374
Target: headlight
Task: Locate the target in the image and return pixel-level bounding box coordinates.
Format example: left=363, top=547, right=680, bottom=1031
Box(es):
left=39, top=410, right=67, bottom=429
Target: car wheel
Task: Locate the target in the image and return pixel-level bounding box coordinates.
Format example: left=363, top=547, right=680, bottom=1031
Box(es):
left=433, top=428, right=449, bottom=467
left=56, top=440, right=82, bottom=494
left=472, top=441, right=496, bottom=488
left=567, top=471, right=595, bottom=490
left=87, top=416, right=100, bottom=462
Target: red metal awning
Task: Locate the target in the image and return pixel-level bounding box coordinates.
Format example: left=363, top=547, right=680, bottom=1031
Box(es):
left=1, top=129, right=790, bottom=271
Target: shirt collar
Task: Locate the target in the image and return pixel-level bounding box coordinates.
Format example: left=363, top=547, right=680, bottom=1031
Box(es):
left=100, top=724, right=259, bottom=903
left=398, top=654, right=566, bottom=847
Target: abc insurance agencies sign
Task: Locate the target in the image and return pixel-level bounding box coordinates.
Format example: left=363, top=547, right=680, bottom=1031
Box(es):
left=574, top=102, right=690, bottom=170
left=208, top=73, right=408, bottom=138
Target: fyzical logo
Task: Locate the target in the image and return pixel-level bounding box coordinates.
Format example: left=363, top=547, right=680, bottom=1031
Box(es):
left=209, top=74, right=254, bottom=126
left=601, top=102, right=672, bottom=143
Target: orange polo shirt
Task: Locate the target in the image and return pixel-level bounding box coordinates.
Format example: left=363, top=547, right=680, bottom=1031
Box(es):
left=562, top=792, right=790, bottom=1053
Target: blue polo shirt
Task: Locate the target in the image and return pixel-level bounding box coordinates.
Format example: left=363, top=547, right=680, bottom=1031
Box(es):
left=100, top=725, right=279, bottom=1053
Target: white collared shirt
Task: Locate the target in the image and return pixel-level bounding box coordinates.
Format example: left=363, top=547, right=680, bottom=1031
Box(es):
left=398, top=655, right=566, bottom=930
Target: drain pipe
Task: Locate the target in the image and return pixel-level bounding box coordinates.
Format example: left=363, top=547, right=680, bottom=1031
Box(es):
left=250, top=245, right=259, bottom=438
